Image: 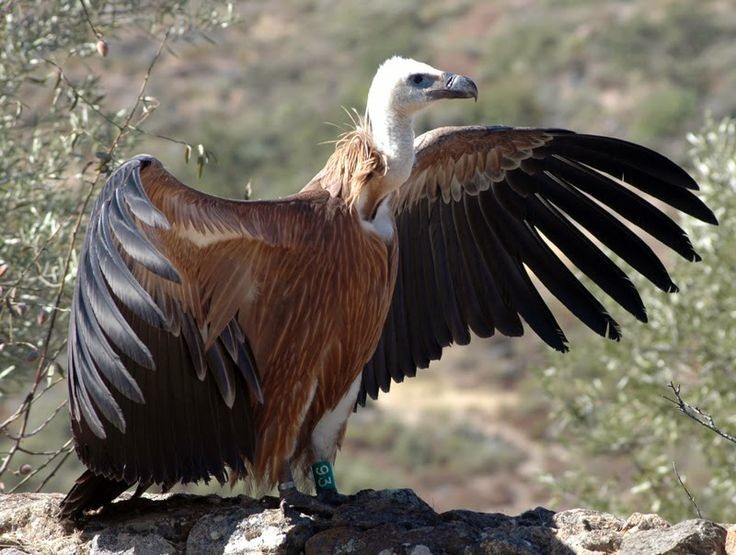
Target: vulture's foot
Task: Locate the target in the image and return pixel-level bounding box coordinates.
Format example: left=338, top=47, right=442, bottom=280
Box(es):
left=279, top=487, right=335, bottom=517
left=317, top=488, right=349, bottom=506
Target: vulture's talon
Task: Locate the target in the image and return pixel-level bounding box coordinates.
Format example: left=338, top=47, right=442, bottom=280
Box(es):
left=317, top=489, right=349, bottom=506
left=279, top=489, right=335, bottom=517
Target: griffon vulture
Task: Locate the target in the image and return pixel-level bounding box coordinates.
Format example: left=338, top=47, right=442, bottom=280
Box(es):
left=60, top=57, right=716, bottom=518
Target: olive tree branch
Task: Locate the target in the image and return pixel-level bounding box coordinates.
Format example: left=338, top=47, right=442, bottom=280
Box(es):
left=0, top=30, right=171, bottom=482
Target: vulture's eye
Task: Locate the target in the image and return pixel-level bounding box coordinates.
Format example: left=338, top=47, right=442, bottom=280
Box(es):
left=409, top=74, right=425, bottom=85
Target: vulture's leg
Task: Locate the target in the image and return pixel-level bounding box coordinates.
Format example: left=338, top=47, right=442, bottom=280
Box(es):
left=312, top=459, right=349, bottom=505
left=277, top=460, right=335, bottom=516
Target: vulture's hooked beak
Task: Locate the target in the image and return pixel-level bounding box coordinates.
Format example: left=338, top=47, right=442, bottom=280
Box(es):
left=428, top=73, right=478, bottom=102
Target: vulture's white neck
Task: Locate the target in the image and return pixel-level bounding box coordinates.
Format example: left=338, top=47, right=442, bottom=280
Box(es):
left=367, top=102, right=415, bottom=192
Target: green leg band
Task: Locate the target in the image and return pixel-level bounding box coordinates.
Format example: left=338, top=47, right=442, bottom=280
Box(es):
left=312, top=460, right=337, bottom=492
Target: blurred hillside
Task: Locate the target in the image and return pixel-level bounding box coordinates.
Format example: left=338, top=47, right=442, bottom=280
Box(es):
left=2, top=0, right=735, bottom=519
left=105, top=0, right=736, bottom=200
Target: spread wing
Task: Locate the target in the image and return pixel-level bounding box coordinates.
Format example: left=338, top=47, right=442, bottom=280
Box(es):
left=358, top=126, right=716, bottom=405
left=68, top=155, right=309, bottom=485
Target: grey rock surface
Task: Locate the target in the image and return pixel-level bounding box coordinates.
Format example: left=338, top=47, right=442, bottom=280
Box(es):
left=0, top=489, right=731, bottom=554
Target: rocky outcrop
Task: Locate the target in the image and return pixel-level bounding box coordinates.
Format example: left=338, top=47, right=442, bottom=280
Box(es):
left=0, top=489, right=732, bottom=554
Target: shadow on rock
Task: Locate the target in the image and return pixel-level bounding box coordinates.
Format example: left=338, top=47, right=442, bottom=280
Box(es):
left=0, top=489, right=729, bottom=554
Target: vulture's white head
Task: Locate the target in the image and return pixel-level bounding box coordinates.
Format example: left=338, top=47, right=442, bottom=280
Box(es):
left=366, top=56, right=478, bottom=120
left=365, top=57, right=477, bottom=191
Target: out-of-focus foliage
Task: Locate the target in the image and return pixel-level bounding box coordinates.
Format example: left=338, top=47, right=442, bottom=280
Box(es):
left=338, top=408, right=524, bottom=492
left=541, top=117, right=736, bottom=522
left=0, top=0, right=235, bottom=493
left=156, top=0, right=736, bottom=201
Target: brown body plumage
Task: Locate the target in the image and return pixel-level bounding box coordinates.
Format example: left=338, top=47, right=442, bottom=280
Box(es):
left=153, top=128, right=397, bottom=486
left=61, top=57, right=715, bottom=518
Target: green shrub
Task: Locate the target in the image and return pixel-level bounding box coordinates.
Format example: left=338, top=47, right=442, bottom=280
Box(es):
left=540, top=117, right=736, bottom=522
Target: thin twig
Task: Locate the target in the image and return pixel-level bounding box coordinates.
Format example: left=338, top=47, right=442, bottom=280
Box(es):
left=44, top=58, right=202, bottom=160
left=12, top=446, right=69, bottom=456
left=672, top=461, right=702, bottom=519
left=0, top=377, right=65, bottom=432
left=35, top=445, right=74, bottom=492
left=43, top=59, right=124, bottom=130
left=0, top=214, right=73, bottom=308
left=664, top=382, right=736, bottom=445
left=78, top=0, right=102, bottom=39
left=8, top=438, right=73, bottom=493
left=5, top=401, right=67, bottom=440
left=0, top=393, right=36, bottom=477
